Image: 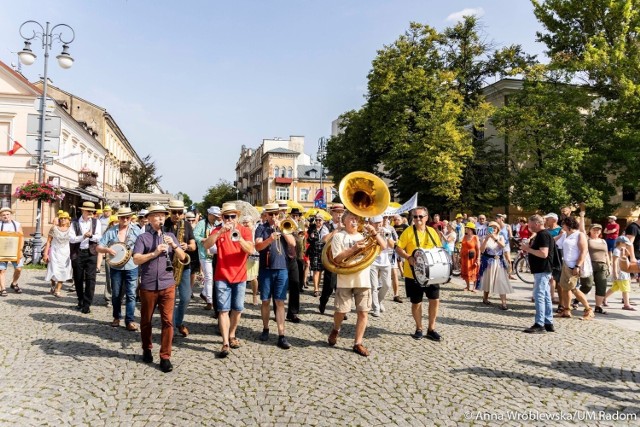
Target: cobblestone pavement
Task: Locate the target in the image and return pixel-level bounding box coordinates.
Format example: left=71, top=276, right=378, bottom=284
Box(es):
left=0, top=268, right=639, bottom=426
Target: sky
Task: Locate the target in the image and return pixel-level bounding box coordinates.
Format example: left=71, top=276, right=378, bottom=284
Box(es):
left=0, top=1, right=547, bottom=201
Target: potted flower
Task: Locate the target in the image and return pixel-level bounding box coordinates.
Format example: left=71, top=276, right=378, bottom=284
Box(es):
left=14, top=181, right=65, bottom=204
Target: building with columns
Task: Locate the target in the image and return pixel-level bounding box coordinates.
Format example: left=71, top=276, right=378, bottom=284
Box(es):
left=235, top=136, right=335, bottom=209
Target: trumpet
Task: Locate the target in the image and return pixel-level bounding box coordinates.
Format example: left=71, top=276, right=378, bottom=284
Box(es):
left=278, top=216, right=299, bottom=235
left=382, top=230, right=392, bottom=240
left=231, top=228, right=241, bottom=242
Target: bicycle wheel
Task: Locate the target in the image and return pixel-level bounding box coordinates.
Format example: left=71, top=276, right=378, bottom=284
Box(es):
left=22, top=241, right=33, bottom=265
left=451, top=250, right=461, bottom=276
left=514, top=255, right=534, bottom=284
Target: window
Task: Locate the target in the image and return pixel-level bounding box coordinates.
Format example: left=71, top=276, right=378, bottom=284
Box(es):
left=0, top=184, right=11, bottom=208
left=300, top=188, right=309, bottom=201
left=275, top=186, right=290, bottom=200
left=287, top=167, right=293, bottom=178
left=623, top=186, right=636, bottom=202
left=308, top=170, right=317, bottom=179
left=274, top=166, right=279, bottom=178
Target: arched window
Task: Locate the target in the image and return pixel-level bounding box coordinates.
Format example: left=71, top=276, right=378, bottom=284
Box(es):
left=287, top=167, right=293, bottom=178
left=274, top=166, right=279, bottom=177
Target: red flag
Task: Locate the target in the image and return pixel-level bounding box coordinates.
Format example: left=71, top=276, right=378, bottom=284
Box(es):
left=314, top=189, right=324, bottom=201
left=7, top=141, right=23, bottom=156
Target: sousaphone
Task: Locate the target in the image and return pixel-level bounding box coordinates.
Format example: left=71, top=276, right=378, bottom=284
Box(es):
left=321, top=171, right=390, bottom=274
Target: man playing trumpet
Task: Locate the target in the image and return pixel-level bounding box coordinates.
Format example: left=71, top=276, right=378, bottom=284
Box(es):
left=327, top=210, right=387, bottom=357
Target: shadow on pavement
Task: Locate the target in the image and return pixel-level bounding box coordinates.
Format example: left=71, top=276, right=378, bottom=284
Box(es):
left=32, top=338, right=137, bottom=362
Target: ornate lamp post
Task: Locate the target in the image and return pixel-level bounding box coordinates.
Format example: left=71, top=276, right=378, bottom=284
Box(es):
left=316, top=137, right=327, bottom=209
left=18, top=20, right=75, bottom=264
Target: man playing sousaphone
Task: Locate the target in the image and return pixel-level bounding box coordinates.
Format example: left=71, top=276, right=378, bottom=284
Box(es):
left=97, top=207, right=142, bottom=331
left=327, top=209, right=387, bottom=357
left=396, top=206, right=444, bottom=342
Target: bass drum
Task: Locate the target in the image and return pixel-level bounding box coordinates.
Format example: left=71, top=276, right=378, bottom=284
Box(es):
left=411, top=247, right=452, bottom=287
left=107, top=242, right=131, bottom=268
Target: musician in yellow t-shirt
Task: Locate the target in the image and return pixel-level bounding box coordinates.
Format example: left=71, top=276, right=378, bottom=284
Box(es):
left=396, top=206, right=443, bottom=342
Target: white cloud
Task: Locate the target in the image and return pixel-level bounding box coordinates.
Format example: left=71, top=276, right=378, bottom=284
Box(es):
left=446, top=7, right=485, bottom=22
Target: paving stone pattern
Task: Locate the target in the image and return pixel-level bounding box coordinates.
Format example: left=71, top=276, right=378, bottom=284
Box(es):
left=0, top=269, right=638, bottom=426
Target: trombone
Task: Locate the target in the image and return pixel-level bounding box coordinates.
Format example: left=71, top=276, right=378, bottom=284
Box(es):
left=278, top=216, right=299, bottom=235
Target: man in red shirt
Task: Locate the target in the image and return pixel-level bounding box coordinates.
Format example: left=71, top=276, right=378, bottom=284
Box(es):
left=203, top=202, right=255, bottom=358
left=603, top=215, right=620, bottom=256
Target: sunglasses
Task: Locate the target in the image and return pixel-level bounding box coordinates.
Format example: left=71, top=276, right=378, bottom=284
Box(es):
left=187, top=219, right=196, bottom=222
left=223, top=214, right=237, bottom=220
left=267, top=213, right=276, bottom=216
left=171, top=211, right=182, bottom=215
left=413, top=215, right=426, bottom=219
left=315, top=219, right=323, bottom=222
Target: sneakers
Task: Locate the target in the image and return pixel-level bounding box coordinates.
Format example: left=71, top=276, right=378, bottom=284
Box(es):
left=159, top=358, right=173, bottom=373
left=412, top=329, right=424, bottom=340
left=426, top=329, right=442, bottom=342
left=379, top=304, right=385, bottom=313
left=352, top=343, right=370, bottom=357
left=523, top=324, right=545, bottom=334
left=544, top=323, right=555, bottom=332
left=371, top=310, right=380, bottom=317
left=142, top=349, right=153, bottom=363
left=259, top=329, right=269, bottom=341
left=393, top=296, right=403, bottom=303
left=328, top=329, right=340, bottom=346
left=277, top=336, right=291, bottom=349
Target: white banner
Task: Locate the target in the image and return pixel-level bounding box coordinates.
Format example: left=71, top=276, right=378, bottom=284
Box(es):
left=385, top=192, right=418, bottom=216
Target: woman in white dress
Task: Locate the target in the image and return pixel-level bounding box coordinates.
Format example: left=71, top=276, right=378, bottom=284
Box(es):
left=43, top=211, right=72, bottom=297
left=479, top=221, right=513, bottom=310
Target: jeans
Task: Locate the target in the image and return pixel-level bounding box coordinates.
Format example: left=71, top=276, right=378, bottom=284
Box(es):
left=258, top=269, right=288, bottom=301
left=110, top=268, right=138, bottom=324
left=173, top=267, right=191, bottom=328
left=533, top=272, right=553, bottom=326
left=215, top=280, right=246, bottom=312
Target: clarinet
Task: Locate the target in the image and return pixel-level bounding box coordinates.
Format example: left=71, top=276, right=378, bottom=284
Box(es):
left=158, top=225, right=173, bottom=272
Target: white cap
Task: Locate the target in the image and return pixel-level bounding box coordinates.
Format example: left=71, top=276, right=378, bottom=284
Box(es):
left=370, top=215, right=384, bottom=223
left=544, top=213, right=558, bottom=220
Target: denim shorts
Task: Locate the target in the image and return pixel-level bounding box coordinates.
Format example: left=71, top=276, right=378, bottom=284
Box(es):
left=0, top=258, right=24, bottom=270
left=258, top=269, right=288, bottom=301
left=215, top=280, right=246, bottom=312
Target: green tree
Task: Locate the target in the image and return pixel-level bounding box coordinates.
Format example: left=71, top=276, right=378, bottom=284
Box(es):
left=123, top=154, right=162, bottom=211
left=197, top=180, right=236, bottom=213
left=176, top=192, right=193, bottom=209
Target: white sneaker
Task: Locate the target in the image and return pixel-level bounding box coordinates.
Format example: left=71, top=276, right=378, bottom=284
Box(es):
left=371, top=310, right=380, bottom=317
left=380, top=304, right=385, bottom=313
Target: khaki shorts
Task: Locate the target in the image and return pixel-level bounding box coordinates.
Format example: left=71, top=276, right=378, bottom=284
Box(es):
left=558, top=264, right=579, bottom=291
left=335, top=288, right=372, bottom=313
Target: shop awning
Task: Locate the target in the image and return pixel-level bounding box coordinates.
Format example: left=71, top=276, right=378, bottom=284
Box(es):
left=61, top=187, right=101, bottom=203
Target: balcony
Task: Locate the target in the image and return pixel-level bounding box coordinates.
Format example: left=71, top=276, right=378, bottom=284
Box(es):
left=120, top=161, right=132, bottom=172
left=78, top=171, right=98, bottom=188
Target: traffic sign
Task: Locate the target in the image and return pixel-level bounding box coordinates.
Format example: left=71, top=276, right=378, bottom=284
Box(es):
left=27, top=114, right=61, bottom=138
left=33, top=97, right=56, bottom=113
left=26, top=135, right=60, bottom=155
left=29, top=156, right=54, bottom=167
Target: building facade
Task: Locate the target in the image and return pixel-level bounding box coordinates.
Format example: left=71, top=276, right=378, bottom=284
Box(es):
left=235, top=136, right=335, bottom=209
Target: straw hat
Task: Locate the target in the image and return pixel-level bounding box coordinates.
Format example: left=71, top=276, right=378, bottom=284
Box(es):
left=146, top=204, right=169, bottom=216
left=103, top=205, right=112, bottom=212
left=116, top=207, right=134, bottom=217
left=58, top=211, right=70, bottom=220
left=168, top=200, right=185, bottom=211
left=220, top=202, right=241, bottom=215
left=0, top=207, right=13, bottom=214
left=80, top=201, right=96, bottom=212
left=330, top=203, right=345, bottom=212
left=264, top=203, right=279, bottom=213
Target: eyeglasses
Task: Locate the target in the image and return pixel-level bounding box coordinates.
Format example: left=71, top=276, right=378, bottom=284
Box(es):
left=223, top=214, right=237, bottom=220
left=413, top=215, right=426, bottom=219
left=187, top=219, right=196, bottom=222
left=267, top=212, right=276, bottom=216
left=171, top=211, right=182, bottom=215
left=315, top=219, right=323, bottom=222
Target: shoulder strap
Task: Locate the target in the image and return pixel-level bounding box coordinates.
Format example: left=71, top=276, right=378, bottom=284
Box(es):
left=73, top=220, right=81, bottom=235
left=412, top=225, right=420, bottom=247
left=413, top=225, right=439, bottom=248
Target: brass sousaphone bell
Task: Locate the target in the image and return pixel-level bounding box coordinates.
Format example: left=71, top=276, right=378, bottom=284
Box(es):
left=321, top=171, right=390, bottom=274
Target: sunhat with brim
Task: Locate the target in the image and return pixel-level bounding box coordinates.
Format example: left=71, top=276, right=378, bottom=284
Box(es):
left=488, top=221, right=500, bottom=229
left=185, top=212, right=196, bottom=219
left=220, top=202, right=241, bottom=216
left=264, top=203, right=279, bottom=213
left=103, top=205, right=112, bottom=211
left=116, top=207, right=134, bottom=217
left=590, top=223, right=603, bottom=230
left=0, top=207, right=13, bottom=214
left=465, top=222, right=476, bottom=230
left=108, top=215, right=118, bottom=224
left=80, top=201, right=96, bottom=212
left=168, top=200, right=185, bottom=211
left=207, top=206, right=221, bottom=216
left=456, top=213, right=463, bottom=219
left=330, top=203, right=345, bottom=212
left=146, top=204, right=169, bottom=216
left=58, top=212, right=70, bottom=220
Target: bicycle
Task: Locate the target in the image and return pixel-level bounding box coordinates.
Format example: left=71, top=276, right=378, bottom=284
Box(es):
left=451, top=244, right=461, bottom=276
left=21, top=234, right=43, bottom=265
left=512, top=238, right=534, bottom=284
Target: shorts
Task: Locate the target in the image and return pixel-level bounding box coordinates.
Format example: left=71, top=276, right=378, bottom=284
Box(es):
left=405, top=277, right=440, bottom=303
left=246, top=257, right=259, bottom=281
left=335, top=287, right=371, bottom=313
left=189, top=256, right=200, bottom=272
left=558, top=264, right=579, bottom=291
left=605, top=238, right=616, bottom=252
left=610, top=279, right=631, bottom=293
left=258, top=269, right=288, bottom=301
left=0, top=259, right=24, bottom=270
left=215, top=280, right=246, bottom=312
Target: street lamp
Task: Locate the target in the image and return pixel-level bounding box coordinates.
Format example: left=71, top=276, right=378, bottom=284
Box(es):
left=317, top=137, right=327, bottom=208
left=18, top=20, right=75, bottom=264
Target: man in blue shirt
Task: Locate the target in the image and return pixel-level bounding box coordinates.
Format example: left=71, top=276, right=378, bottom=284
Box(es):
left=97, top=206, right=142, bottom=331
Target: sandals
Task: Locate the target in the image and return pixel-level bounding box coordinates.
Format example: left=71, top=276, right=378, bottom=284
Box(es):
left=581, top=307, right=594, bottom=320
left=313, top=291, right=320, bottom=297
left=482, top=300, right=492, bottom=306
left=229, top=337, right=241, bottom=349
left=594, top=306, right=607, bottom=315
left=555, top=305, right=565, bottom=314
left=500, top=304, right=509, bottom=311
left=554, top=310, right=572, bottom=318
left=0, top=289, right=7, bottom=297
left=53, top=291, right=62, bottom=298
left=10, top=283, right=22, bottom=294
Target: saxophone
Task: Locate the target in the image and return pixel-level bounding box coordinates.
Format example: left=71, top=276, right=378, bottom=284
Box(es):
left=172, top=219, right=191, bottom=283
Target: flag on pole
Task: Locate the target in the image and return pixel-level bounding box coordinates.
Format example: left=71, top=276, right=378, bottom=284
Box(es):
left=387, top=192, right=418, bottom=215
left=7, top=141, right=23, bottom=156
